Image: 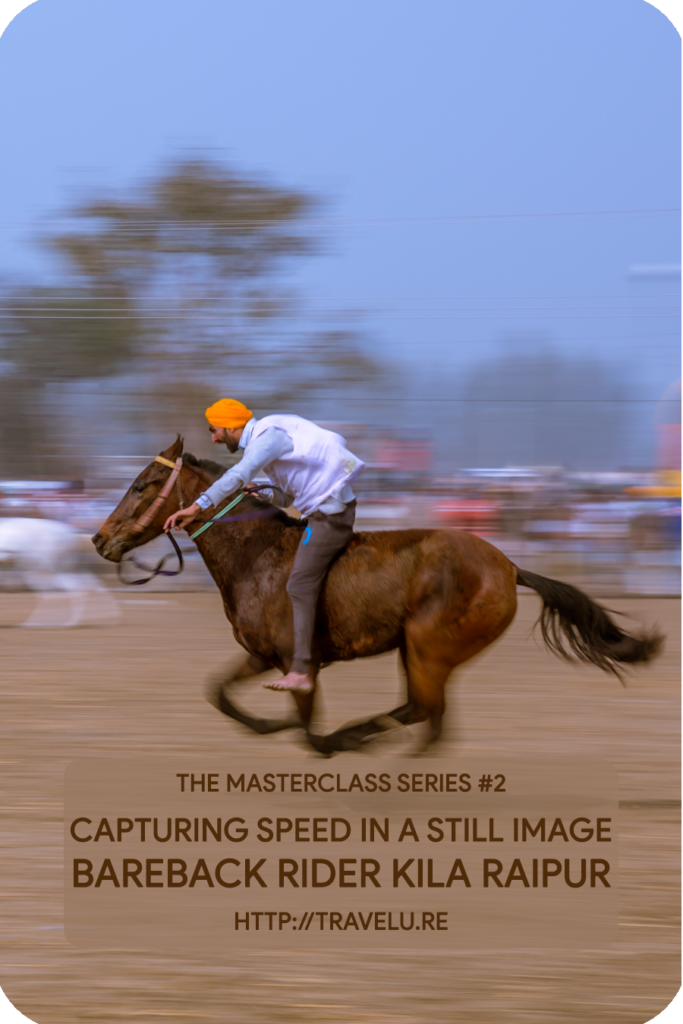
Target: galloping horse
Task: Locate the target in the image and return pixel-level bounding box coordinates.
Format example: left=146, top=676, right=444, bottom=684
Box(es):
left=0, top=517, right=119, bottom=628
left=93, top=438, right=662, bottom=753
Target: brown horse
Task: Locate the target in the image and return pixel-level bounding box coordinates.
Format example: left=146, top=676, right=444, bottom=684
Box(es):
left=93, top=438, right=662, bottom=754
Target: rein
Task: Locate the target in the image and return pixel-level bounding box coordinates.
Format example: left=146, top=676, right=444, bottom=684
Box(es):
left=187, top=484, right=288, bottom=539
left=117, top=458, right=287, bottom=586
left=117, top=529, right=187, bottom=587
left=187, top=491, right=248, bottom=539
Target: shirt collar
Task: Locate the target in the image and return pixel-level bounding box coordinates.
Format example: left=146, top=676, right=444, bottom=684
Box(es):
left=239, top=417, right=257, bottom=449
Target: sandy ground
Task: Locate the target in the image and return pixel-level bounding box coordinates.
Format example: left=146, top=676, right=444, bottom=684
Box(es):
left=0, top=590, right=679, bottom=1024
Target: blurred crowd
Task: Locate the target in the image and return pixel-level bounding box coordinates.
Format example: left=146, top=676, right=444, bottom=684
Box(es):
left=0, top=432, right=679, bottom=597
left=427, top=472, right=680, bottom=552
left=0, top=479, right=121, bottom=534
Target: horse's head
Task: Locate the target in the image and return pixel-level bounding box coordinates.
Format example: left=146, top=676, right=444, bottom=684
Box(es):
left=92, top=436, right=193, bottom=562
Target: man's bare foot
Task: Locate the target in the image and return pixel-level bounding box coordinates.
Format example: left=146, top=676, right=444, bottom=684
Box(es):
left=263, top=672, right=313, bottom=695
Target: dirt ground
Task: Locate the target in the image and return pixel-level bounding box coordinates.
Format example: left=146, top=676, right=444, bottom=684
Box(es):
left=0, top=591, right=679, bottom=1024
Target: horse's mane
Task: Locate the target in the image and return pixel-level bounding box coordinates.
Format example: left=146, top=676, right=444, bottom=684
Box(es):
left=182, top=451, right=301, bottom=528
left=182, top=452, right=228, bottom=479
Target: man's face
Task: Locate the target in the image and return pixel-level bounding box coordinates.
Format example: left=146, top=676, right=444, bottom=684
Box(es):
left=209, top=424, right=241, bottom=453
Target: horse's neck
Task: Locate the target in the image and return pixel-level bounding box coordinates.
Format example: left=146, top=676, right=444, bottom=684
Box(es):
left=182, top=466, right=216, bottom=504
left=191, top=514, right=284, bottom=595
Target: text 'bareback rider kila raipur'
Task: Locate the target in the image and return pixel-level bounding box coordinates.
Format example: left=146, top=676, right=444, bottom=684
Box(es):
left=164, top=399, right=364, bottom=696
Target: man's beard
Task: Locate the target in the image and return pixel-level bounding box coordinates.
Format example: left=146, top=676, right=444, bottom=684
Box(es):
left=225, top=437, right=239, bottom=453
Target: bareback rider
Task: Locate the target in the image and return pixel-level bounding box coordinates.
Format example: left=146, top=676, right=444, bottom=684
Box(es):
left=164, top=399, right=365, bottom=695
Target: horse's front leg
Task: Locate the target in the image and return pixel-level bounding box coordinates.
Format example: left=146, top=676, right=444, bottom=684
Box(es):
left=206, top=653, right=302, bottom=736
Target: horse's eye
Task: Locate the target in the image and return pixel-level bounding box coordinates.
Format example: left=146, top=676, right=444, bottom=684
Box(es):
left=132, top=482, right=146, bottom=495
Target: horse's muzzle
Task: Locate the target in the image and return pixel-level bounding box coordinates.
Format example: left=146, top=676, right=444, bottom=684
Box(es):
left=91, top=531, right=123, bottom=562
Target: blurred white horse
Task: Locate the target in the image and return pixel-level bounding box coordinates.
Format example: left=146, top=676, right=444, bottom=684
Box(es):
left=0, top=518, right=119, bottom=627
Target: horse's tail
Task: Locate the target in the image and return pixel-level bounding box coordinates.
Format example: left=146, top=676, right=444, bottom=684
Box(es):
left=515, top=566, right=663, bottom=680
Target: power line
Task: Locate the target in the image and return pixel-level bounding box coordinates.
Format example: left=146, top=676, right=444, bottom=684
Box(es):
left=19, top=390, right=678, bottom=404
left=7, top=335, right=675, bottom=351
left=1, top=313, right=679, bottom=322
left=299, top=332, right=682, bottom=345
left=303, top=398, right=682, bottom=403
left=0, top=206, right=678, bottom=229
left=5, top=292, right=678, bottom=301
left=1, top=303, right=679, bottom=313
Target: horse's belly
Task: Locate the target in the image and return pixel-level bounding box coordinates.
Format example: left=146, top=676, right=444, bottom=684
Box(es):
left=319, top=594, right=405, bottom=661
left=321, top=628, right=400, bottom=662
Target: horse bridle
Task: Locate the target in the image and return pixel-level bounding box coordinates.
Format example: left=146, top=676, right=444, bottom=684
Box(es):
left=118, top=455, right=191, bottom=585
left=118, top=455, right=286, bottom=586
left=130, top=455, right=185, bottom=536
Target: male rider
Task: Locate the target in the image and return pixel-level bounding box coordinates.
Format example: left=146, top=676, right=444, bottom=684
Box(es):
left=164, top=399, right=364, bottom=695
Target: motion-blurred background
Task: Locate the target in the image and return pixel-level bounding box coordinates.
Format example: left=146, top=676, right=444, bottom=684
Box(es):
left=0, top=0, right=679, bottom=596
left=0, top=7, right=680, bottom=1023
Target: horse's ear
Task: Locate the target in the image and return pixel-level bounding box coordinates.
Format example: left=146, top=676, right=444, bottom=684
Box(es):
left=161, top=435, right=184, bottom=461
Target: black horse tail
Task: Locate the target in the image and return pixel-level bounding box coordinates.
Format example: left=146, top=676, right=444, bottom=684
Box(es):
left=515, top=566, right=663, bottom=681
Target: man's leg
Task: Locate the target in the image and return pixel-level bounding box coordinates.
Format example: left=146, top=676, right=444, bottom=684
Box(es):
left=264, top=502, right=356, bottom=693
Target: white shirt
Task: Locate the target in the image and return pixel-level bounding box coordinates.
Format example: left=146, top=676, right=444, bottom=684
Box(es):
left=195, top=418, right=357, bottom=514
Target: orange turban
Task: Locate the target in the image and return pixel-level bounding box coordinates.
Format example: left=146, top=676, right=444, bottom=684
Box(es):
left=205, top=399, right=253, bottom=430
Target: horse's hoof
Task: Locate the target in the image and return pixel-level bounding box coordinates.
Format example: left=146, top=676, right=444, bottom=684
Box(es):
left=337, top=729, right=369, bottom=751
left=305, top=732, right=339, bottom=756
left=359, top=718, right=412, bottom=753
left=307, top=728, right=366, bottom=753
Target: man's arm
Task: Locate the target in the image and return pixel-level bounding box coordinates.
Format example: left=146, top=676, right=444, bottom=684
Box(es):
left=164, top=428, right=293, bottom=531
left=197, top=428, right=293, bottom=509
left=248, top=481, right=294, bottom=507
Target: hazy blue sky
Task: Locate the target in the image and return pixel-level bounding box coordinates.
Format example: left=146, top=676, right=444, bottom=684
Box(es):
left=0, top=0, right=679, bottom=458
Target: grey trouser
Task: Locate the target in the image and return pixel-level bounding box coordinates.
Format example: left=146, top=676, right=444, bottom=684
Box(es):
left=286, top=501, right=356, bottom=674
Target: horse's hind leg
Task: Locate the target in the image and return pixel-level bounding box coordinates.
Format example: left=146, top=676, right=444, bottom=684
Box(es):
left=62, top=591, right=87, bottom=628
left=21, top=591, right=53, bottom=628
left=330, top=648, right=449, bottom=751
left=22, top=591, right=77, bottom=628
left=206, top=654, right=302, bottom=736
left=304, top=645, right=425, bottom=755
left=406, top=606, right=479, bottom=745
left=403, top=651, right=451, bottom=747
left=58, top=576, right=87, bottom=628
left=80, top=572, right=120, bottom=624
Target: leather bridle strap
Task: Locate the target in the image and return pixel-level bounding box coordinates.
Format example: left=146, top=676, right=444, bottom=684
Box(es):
left=130, top=456, right=184, bottom=535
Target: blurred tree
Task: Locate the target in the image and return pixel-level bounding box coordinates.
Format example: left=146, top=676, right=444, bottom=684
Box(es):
left=0, top=285, right=138, bottom=380
left=0, top=157, right=380, bottom=477
left=447, top=343, right=632, bottom=471
left=0, top=285, right=140, bottom=476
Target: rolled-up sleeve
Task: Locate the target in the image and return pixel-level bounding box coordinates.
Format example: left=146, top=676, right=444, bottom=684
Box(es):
left=196, top=428, right=294, bottom=509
